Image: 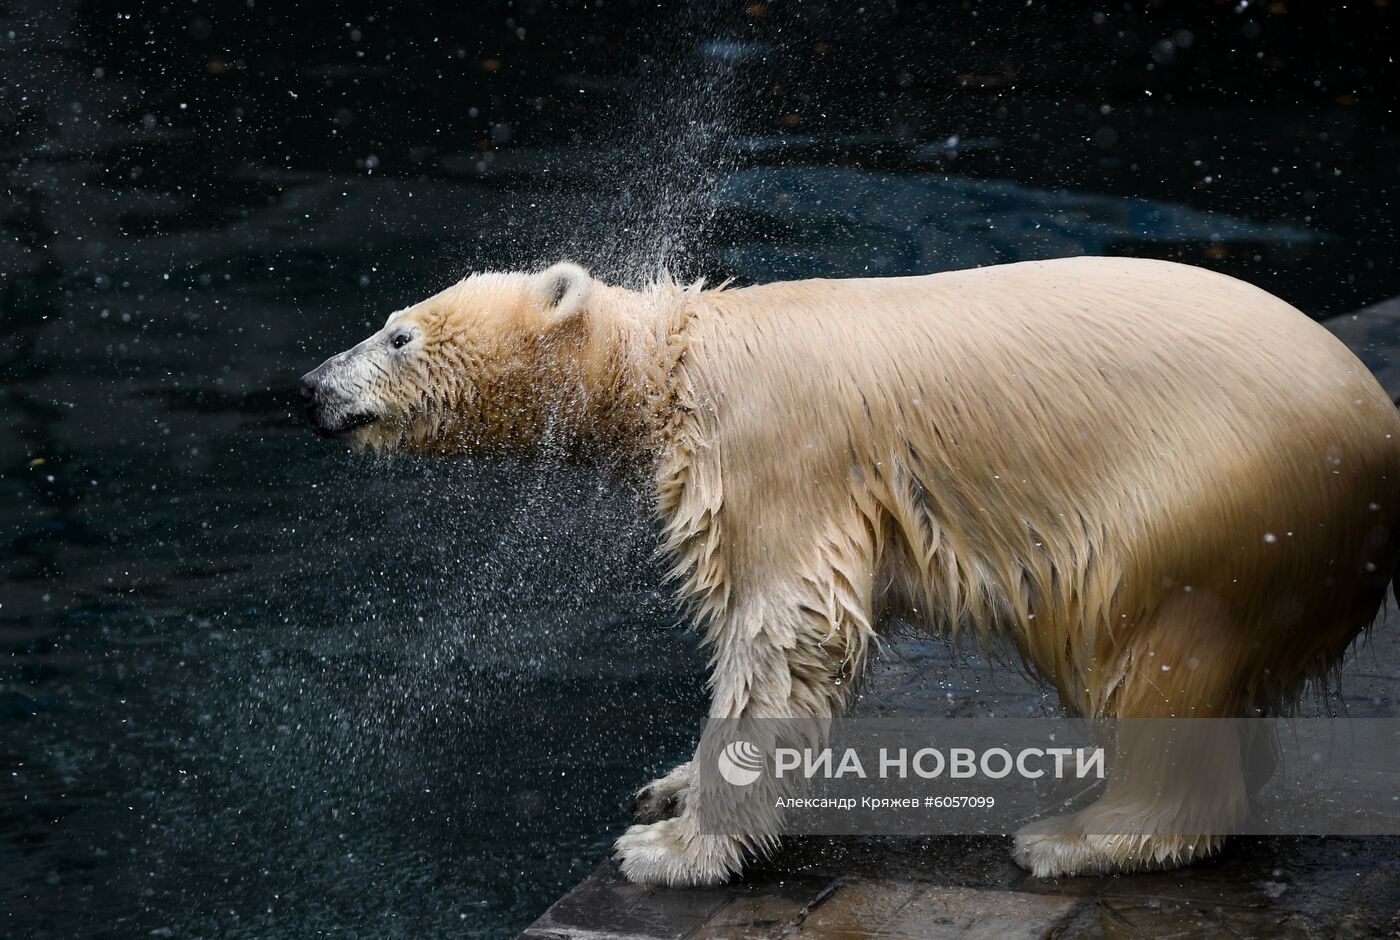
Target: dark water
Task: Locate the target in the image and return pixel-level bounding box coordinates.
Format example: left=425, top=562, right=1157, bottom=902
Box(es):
left=4, top=2, right=1397, bottom=937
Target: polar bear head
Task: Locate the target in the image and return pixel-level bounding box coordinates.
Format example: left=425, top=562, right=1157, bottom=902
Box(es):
left=299, top=262, right=617, bottom=455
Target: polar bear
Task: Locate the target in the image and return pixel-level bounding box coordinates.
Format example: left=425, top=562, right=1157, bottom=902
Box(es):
left=300, top=256, right=1400, bottom=886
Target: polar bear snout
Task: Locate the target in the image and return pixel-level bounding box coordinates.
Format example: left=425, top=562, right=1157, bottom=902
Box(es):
left=298, top=358, right=380, bottom=438
left=297, top=369, right=321, bottom=405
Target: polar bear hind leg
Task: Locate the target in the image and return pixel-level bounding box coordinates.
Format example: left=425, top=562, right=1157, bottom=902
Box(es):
left=1014, top=598, right=1251, bottom=878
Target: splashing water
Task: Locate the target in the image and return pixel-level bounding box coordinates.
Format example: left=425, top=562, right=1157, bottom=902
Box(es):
left=551, top=16, right=743, bottom=286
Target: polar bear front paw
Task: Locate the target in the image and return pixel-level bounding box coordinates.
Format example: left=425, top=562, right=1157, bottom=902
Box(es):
left=627, top=762, right=693, bottom=823
left=613, top=818, right=745, bottom=887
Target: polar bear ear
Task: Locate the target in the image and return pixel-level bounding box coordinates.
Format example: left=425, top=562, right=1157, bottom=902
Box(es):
left=533, top=262, right=594, bottom=330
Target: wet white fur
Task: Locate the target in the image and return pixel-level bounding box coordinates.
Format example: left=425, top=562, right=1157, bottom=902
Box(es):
left=314, top=257, right=1400, bottom=886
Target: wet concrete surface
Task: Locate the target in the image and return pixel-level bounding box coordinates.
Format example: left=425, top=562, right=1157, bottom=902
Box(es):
left=525, top=836, right=1400, bottom=939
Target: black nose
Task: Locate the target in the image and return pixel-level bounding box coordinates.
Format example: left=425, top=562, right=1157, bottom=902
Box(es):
left=298, top=373, right=318, bottom=403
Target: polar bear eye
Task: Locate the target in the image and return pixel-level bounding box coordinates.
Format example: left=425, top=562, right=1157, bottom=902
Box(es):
left=391, top=331, right=412, bottom=350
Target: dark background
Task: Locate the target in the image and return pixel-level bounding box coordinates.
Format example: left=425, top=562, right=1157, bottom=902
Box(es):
left=7, top=0, right=1399, bottom=308
left=3, top=2, right=1397, bottom=937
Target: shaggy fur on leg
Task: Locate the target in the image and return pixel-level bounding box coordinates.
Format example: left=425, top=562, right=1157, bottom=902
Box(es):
left=629, top=762, right=692, bottom=823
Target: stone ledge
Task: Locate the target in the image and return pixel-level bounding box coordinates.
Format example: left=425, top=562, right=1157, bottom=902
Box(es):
left=522, top=836, right=1400, bottom=939
left=521, top=860, right=1080, bottom=940
left=1325, top=294, right=1400, bottom=399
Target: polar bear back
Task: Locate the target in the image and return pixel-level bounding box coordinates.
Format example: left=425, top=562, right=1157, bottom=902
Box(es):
left=674, top=256, right=1400, bottom=703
